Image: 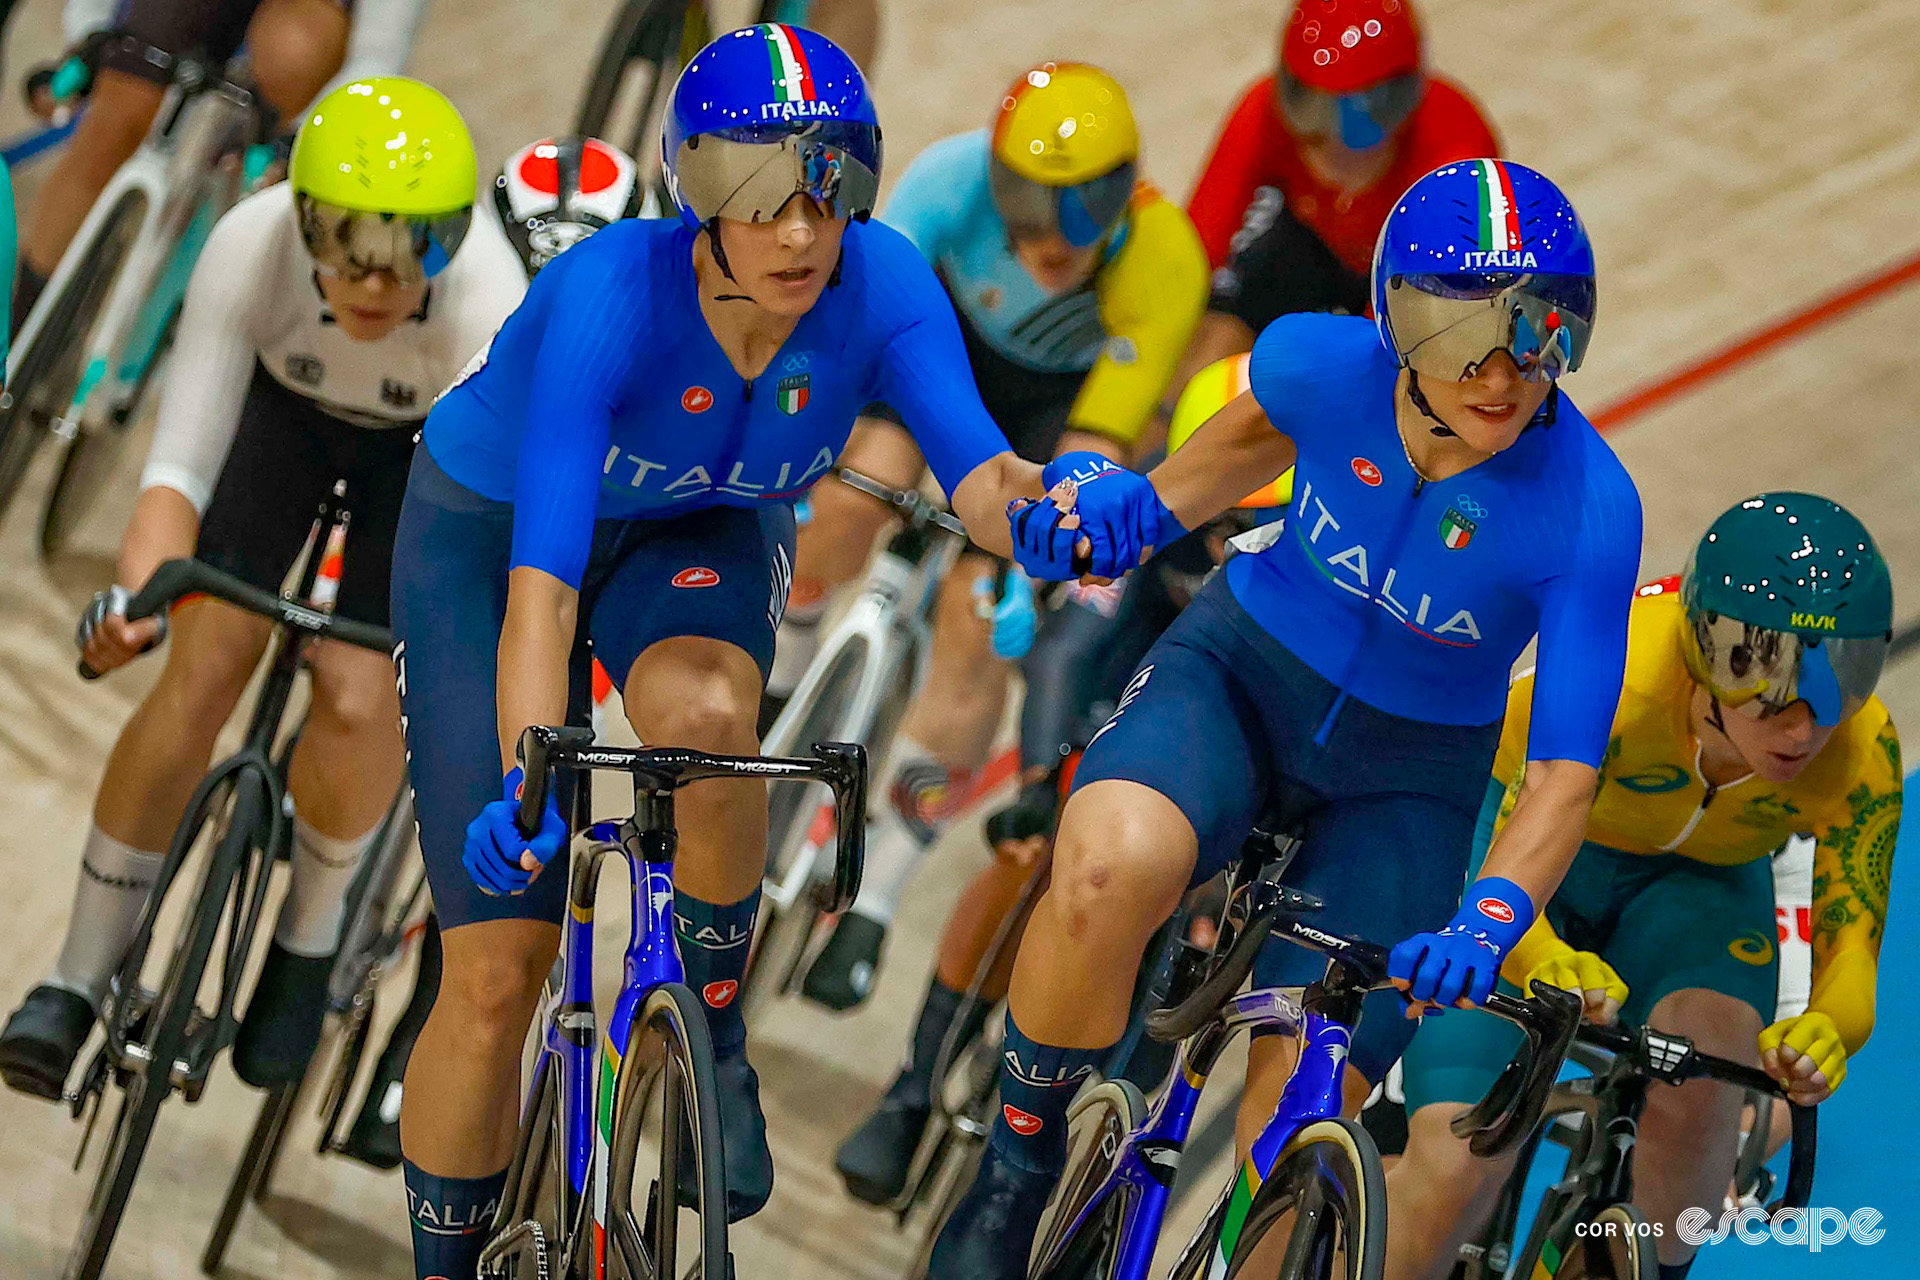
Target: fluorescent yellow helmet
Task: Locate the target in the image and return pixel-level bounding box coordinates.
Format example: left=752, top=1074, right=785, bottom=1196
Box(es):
left=1168, top=353, right=1292, bottom=510
left=988, top=62, right=1139, bottom=247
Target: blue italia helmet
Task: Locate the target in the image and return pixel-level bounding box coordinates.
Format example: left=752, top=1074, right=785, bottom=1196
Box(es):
left=1372, top=159, right=1596, bottom=383
left=662, top=23, right=882, bottom=238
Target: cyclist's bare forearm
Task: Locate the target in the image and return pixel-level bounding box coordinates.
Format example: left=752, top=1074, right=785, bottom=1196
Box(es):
left=950, top=450, right=1043, bottom=559
left=1478, top=758, right=1598, bottom=908
left=1146, top=388, right=1294, bottom=531
left=496, top=566, right=578, bottom=776
left=117, top=485, right=200, bottom=590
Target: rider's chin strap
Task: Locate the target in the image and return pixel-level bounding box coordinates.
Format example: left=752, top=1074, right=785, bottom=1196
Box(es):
left=1706, top=695, right=1731, bottom=739
left=1407, top=371, right=1564, bottom=438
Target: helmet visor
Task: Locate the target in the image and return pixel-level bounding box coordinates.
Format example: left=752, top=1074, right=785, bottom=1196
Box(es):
left=297, top=196, right=472, bottom=285
left=988, top=158, right=1137, bottom=248
left=1384, top=272, right=1595, bottom=382
left=1687, top=611, right=1888, bottom=727
left=670, top=123, right=880, bottom=224
left=1277, top=71, right=1424, bottom=151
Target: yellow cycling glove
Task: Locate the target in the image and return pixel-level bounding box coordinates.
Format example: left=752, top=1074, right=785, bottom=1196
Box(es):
left=1505, top=917, right=1629, bottom=1025
left=1758, top=1011, right=1847, bottom=1103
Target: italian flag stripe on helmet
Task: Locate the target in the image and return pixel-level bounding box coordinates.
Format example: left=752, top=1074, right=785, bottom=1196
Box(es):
left=1475, top=160, right=1522, bottom=253
left=765, top=24, right=816, bottom=103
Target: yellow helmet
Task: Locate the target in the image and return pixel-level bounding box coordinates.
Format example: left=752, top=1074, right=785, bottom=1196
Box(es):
left=290, top=77, right=477, bottom=283
left=1168, top=353, right=1292, bottom=510
left=988, top=62, right=1139, bottom=247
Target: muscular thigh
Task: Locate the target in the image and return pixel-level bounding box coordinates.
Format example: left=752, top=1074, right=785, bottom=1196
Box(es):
left=1602, top=855, right=1779, bottom=1029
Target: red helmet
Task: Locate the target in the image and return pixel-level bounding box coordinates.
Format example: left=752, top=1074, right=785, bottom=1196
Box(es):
left=1281, top=0, right=1422, bottom=93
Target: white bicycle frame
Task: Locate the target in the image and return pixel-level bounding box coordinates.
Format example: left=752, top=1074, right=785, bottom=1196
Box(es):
left=9, top=71, right=255, bottom=438
left=756, top=485, right=966, bottom=917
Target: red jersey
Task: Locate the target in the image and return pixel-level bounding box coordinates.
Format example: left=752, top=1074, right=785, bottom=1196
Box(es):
left=1186, top=75, right=1501, bottom=276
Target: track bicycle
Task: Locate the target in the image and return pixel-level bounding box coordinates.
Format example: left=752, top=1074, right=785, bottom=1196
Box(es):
left=1451, top=1016, right=1818, bottom=1280
left=199, top=788, right=428, bottom=1273
left=475, top=724, right=867, bottom=1280
left=1028, top=822, right=1585, bottom=1280
left=57, top=503, right=393, bottom=1280
left=741, top=467, right=971, bottom=1021
left=0, top=47, right=274, bottom=555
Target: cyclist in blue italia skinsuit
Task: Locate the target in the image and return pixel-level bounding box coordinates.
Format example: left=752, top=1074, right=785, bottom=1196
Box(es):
left=929, top=159, right=1645, bottom=1279
left=386, top=26, right=1067, bottom=1280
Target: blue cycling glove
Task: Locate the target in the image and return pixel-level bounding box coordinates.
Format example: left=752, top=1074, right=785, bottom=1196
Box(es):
left=1388, top=877, right=1536, bottom=1012
left=1008, top=452, right=1186, bottom=581
left=975, top=570, right=1038, bottom=659
left=463, top=767, right=569, bottom=896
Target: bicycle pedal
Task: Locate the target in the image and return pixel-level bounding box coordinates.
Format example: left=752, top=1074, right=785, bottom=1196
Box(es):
left=68, top=1051, right=111, bottom=1169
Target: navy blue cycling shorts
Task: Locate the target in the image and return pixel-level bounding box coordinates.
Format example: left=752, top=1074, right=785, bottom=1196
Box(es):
left=390, top=448, right=796, bottom=930
left=1071, top=577, right=1501, bottom=1080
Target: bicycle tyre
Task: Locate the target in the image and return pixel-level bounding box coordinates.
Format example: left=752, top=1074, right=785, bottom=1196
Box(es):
left=1030, top=1079, right=1149, bottom=1280
left=1525, top=1203, right=1655, bottom=1280
left=0, top=186, right=146, bottom=529
left=481, top=1052, right=579, bottom=1279
left=200, top=1079, right=298, bottom=1273
left=575, top=0, right=702, bottom=191
left=1224, top=1117, right=1386, bottom=1280
left=65, top=781, right=266, bottom=1280
left=605, top=982, right=728, bottom=1280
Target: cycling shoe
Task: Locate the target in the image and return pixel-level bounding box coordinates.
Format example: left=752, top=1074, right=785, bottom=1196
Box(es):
left=678, top=1052, right=774, bottom=1222
left=232, top=943, right=333, bottom=1088
left=928, top=1147, right=1053, bottom=1280
left=0, top=985, right=96, bottom=1100
left=801, top=912, right=886, bottom=1012
left=834, top=1094, right=930, bottom=1205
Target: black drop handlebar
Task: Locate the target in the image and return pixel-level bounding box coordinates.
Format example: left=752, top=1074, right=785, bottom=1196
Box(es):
left=1573, top=1018, right=1819, bottom=1213
left=513, top=725, right=870, bottom=915
left=1145, top=872, right=1584, bottom=1160
left=77, top=557, right=393, bottom=680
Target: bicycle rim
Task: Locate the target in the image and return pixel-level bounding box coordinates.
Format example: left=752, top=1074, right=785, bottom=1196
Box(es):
left=1030, top=1079, right=1148, bottom=1280
left=483, top=1054, right=576, bottom=1280
left=0, top=187, right=146, bottom=527
left=1225, top=1118, right=1386, bottom=1280
left=66, top=786, right=260, bottom=1280
left=606, top=983, right=728, bottom=1280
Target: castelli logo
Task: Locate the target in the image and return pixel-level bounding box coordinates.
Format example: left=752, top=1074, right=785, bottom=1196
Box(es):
left=1351, top=457, right=1383, bottom=486
left=1002, top=1104, right=1043, bottom=1136
left=703, top=980, right=738, bottom=1008
left=671, top=567, right=720, bottom=589
left=1477, top=897, right=1516, bottom=925
left=681, top=385, right=714, bottom=413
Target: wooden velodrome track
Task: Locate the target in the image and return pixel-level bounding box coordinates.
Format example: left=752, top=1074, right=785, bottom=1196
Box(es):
left=0, top=0, right=1917, bottom=1275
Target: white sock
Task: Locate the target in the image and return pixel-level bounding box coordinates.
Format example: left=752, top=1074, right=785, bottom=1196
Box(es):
left=851, top=737, right=964, bottom=926
left=49, top=826, right=167, bottom=1008
left=766, top=595, right=828, bottom=699
left=274, top=816, right=379, bottom=958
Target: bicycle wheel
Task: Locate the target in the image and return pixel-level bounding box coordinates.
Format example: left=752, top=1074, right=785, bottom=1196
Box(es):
left=66, top=780, right=266, bottom=1280
left=1224, top=1118, right=1386, bottom=1280
left=200, top=1079, right=299, bottom=1274
left=481, top=1052, right=581, bottom=1280
left=1029, top=1079, right=1148, bottom=1280
left=0, top=187, right=146, bottom=528
left=741, top=637, right=866, bottom=1018
left=575, top=0, right=707, bottom=198
left=604, top=983, right=728, bottom=1280
left=1528, top=1204, right=1656, bottom=1280
left=903, top=1124, right=984, bottom=1280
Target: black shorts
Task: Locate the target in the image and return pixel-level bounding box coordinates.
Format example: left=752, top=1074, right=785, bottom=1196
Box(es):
left=867, top=295, right=1086, bottom=464
left=196, top=361, right=416, bottom=627
left=101, top=0, right=353, bottom=84
left=1209, top=199, right=1370, bottom=334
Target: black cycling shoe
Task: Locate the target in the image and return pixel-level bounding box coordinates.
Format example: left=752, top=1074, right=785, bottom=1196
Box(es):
left=0, top=985, right=95, bottom=1100
left=928, top=1148, right=1054, bottom=1280
left=341, top=1064, right=406, bottom=1170
left=834, top=1093, right=931, bottom=1205
left=231, top=943, right=333, bottom=1089
left=678, top=1053, right=774, bottom=1222
left=801, top=912, right=886, bottom=1012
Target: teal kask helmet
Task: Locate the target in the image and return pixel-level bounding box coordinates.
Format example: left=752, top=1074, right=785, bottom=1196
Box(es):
left=1680, top=492, right=1893, bottom=726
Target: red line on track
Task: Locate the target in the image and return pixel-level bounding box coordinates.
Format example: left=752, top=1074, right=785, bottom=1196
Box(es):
left=1590, top=245, right=1920, bottom=432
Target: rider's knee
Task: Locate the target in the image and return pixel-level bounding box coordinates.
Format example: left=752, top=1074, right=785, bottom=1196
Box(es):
left=1048, top=797, right=1186, bottom=943
left=439, top=935, right=551, bottom=1039
left=624, top=641, right=759, bottom=754
left=304, top=651, right=401, bottom=740
left=247, top=0, right=348, bottom=113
